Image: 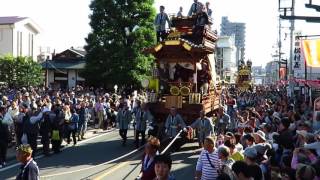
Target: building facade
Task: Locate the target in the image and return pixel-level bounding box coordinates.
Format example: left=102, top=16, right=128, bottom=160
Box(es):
left=41, top=47, right=86, bottom=90
left=265, top=61, right=279, bottom=84
left=251, top=66, right=266, bottom=85
left=220, top=17, right=246, bottom=67
left=0, top=16, right=40, bottom=60
left=216, top=36, right=237, bottom=83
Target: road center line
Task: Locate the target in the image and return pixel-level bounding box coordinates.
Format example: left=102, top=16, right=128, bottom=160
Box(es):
left=92, top=151, right=143, bottom=180
left=40, top=130, right=143, bottom=178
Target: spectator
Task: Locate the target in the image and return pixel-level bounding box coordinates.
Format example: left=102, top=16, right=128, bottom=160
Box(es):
left=15, top=144, right=39, bottom=180
left=253, top=130, right=266, bottom=144
left=138, top=137, right=160, bottom=180
left=232, top=161, right=253, bottom=180
left=22, top=104, right=43, bottom=157
left=95, top=97, right=104, bottom=129
left=154, top=154, right=175, bottom=180
left=243, top=147, right=264, bottom=180
left=67, top=108, right=79, bottom=146
left=224, top=140, right=244, bottom=161
left=243, top=134, right=255, bottom=148
left=0, top=106, right=10, bottom=168
left=196, top=136, right=222, bottom=180
left=296, top=164, right=316, bottom=180
left=78, top=101, right=89, bottom=141
left=218, top=145, right=235, bottom=175
left=40, top=107, right=52, bottom=156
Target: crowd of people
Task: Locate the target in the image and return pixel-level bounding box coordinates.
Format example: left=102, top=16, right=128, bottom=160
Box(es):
left=193, top=85, right=320, bottom=180
left=0, top=86, right=151, bottom=169
left=1, top=83, right=320, bottom=180
left=139, top=85, right=320, bottom=180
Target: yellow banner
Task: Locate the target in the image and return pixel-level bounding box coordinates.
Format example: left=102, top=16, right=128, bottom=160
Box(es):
left=302, top=39, right=320, bottom=67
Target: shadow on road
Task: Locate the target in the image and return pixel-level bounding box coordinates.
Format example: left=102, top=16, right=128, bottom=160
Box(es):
left=0, top=134, right=140, bottom=180
left=171, top=144, right=199, bottom=179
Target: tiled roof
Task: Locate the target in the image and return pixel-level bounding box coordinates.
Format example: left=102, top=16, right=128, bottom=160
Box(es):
left=70, top=48, right=87, bottom=56
left=0, top=16, right=27, bottom=25
left=40, top=60, right=86, bottom=70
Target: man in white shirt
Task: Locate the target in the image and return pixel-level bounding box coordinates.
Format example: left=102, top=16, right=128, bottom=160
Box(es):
left=196, top=136, right=222, bottom=180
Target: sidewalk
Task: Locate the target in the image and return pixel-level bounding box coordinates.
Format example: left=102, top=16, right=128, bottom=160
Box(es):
left=5, top=126, right=114, bottom=164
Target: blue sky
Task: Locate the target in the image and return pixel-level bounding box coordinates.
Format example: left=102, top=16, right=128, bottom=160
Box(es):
left=0, top=0, right=320, bottom=66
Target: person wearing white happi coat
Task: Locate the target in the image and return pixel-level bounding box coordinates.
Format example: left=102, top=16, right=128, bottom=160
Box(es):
left=116, top=103, right=132, bottom=146
left=190, top=110, right=214, bottom=147
left=165, top=107, right=186, bottom=138
left=133, top=102, right=154, bottom=147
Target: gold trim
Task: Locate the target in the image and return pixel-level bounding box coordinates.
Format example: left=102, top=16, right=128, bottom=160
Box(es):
left=154, top=44, right=163, bottom=52
left=182, top=43, right=192, bottom=51
left=165, top=40, right=180, bottom=45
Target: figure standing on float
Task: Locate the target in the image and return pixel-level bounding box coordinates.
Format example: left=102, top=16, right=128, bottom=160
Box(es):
left=154, top=6, right=171, bottom=42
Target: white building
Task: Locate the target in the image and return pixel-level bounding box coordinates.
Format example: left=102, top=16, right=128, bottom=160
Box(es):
left=216, top=36, right=237, bottom=83
left=220, top=17, right=246, bottom=66
left=0, top=16, right=40, bottom=60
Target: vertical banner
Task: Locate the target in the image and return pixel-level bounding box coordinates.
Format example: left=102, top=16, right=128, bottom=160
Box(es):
left=302, top=39, right=320, bottom=67
left=279, top=67, right=286, bottom=80
left=293, top=36, right=302, bottom=70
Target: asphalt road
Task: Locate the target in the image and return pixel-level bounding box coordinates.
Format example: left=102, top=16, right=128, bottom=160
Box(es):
left=0, top=129, right=200, bottom=180
left=91, top=142, right=201, bottom=180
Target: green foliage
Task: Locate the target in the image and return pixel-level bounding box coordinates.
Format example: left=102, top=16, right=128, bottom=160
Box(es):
left=0, top=56, right=43, bottom=88
left=83, top=0, right=156, bottom=87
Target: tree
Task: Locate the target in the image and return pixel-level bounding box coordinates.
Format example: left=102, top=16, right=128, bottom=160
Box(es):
left=0, top=56, right=43, bottom=88
left=83, top=0, right=156, bottom=88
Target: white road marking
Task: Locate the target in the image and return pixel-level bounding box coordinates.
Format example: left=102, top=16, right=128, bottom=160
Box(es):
left=40, top=141, right=144, bottom=178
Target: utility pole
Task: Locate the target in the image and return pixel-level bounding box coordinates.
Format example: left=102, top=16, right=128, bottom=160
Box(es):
left=278, top=16, right=282, bottom=81
left=288, top=0, right=295, bottom=97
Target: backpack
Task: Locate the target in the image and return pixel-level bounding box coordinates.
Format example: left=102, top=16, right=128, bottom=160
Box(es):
left=52, top=130, right=60, bottom=141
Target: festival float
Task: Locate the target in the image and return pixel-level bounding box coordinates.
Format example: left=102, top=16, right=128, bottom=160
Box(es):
left=143, top=14, right=220, bottom=125
left=236, top=60, right=252, bottom=91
